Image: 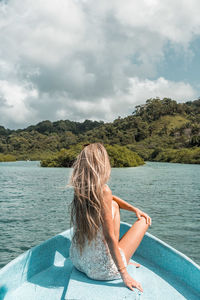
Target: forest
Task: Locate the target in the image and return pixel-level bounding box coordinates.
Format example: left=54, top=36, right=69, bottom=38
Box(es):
left=0, top=97, right=200, bottom=166
left=40, top=144, right=144, bottom=168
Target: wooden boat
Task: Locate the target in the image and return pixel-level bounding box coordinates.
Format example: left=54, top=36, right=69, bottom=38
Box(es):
left=0, top=221, right=199, bottom=300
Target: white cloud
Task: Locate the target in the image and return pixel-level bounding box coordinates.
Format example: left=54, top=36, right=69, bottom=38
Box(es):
left=90, top=77, right=196, bottom=121
left=113, top=0, right=200, bottom=43
left=34, top=77, right=196, bottom=123
left=0, top=80, right=38, bottom=127
left=0, top=0, right=199, bottom=128
left=127, top=77, right=196, bottom=102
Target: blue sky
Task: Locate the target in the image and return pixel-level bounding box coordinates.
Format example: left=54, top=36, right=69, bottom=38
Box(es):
left=158, top=38, right=200, bottom=89
left=0, top=0, right=200, bottom=129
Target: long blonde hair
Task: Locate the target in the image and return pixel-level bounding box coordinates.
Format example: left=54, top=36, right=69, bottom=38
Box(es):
left=69, top=143, right=111, bottom=255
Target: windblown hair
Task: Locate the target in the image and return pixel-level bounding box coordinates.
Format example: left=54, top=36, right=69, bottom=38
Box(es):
left=69, top=143, right=111, bottom=255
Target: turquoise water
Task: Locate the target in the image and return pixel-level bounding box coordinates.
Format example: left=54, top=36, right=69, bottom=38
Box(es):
left=0, top=161, right=199, bottom=269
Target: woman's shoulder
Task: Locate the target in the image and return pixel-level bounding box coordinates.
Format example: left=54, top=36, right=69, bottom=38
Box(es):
left=103, top=184, right=112, bottom=196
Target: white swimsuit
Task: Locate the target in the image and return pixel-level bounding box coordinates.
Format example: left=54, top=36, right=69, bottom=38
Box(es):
left=69, top=203, right=127, bottom=280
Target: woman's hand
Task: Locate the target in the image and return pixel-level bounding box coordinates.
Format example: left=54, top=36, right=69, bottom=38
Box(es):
left=135, top=208, right=151, bottom=226
left=121, top=271, right=143, bottom=292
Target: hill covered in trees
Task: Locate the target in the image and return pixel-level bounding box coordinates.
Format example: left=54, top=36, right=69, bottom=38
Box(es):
left=40, top=144, right=144, bottom=168
left=0, top=97, right=200, bottom=165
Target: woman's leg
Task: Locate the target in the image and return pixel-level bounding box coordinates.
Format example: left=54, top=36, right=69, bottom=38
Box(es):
left=118, top=217, right=149, bottom=265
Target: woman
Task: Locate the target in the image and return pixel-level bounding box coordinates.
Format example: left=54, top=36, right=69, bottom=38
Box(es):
left=69, top=143, right=151, bottom=292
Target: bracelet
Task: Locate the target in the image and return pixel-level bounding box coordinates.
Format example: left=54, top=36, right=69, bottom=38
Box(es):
left=118, top=266, right=126, bottom=273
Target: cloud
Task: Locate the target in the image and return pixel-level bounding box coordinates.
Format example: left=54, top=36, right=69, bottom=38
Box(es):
left=87, top=77, right=196, bottom=121
left=0, top=0, right=199, bottom=128
left=113, top=0, right=200, bottom=44
left=27, top=77, right=196, bottom=124
left=0, top=80, right=38, bottom=128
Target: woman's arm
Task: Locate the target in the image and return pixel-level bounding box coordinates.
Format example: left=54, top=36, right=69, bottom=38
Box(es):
left=112, top=194, right=151, bottom=226
left=101, top=186, right=143, bottom=292
left=101, top=187, right=126, bottom=272
left=112, top=195, right=137, bottom=213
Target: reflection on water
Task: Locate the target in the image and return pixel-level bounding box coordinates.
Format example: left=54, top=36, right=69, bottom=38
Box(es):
left=0, top=161, right=199, bottom=268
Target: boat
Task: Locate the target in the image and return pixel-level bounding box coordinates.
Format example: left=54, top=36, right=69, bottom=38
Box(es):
left=0, top=221, right=199, bottom=300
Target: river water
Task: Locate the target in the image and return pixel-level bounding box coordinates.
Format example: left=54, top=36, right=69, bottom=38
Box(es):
left=0, top=161, right=199, bottom=269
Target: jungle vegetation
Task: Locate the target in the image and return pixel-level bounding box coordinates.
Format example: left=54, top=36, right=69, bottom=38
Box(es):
left=40, top=144, right=144, bottom=167
left=0, top=97, right=200, bottom=165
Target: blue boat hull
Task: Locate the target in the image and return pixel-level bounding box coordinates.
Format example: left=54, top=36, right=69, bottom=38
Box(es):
left=0, top=222, right=199, bottom=299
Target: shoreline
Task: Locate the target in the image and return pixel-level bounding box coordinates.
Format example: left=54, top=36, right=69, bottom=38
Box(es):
left=1, top=159, right=200, bottom=166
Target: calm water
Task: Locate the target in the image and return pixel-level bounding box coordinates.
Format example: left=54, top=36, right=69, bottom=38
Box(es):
left=0, top=161, right=199, bottom=269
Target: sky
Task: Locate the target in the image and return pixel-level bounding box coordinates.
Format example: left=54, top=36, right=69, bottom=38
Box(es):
left=0, top=0, right=200, bottom=129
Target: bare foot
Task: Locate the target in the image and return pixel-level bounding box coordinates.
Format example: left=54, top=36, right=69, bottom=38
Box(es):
left=128, top=261, right=141, bottom=268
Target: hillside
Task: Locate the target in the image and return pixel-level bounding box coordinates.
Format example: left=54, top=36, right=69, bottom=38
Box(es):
left=0, top=97, right=200, bottom=164
left=40, top=144, right=144, bottom=168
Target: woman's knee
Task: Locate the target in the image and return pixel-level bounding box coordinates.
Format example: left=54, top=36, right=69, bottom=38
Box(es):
left=136, top=216, right=149, bottom=230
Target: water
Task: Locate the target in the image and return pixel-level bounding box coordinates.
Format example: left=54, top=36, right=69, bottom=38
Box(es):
left=0, top=161, right=199, bottom=269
